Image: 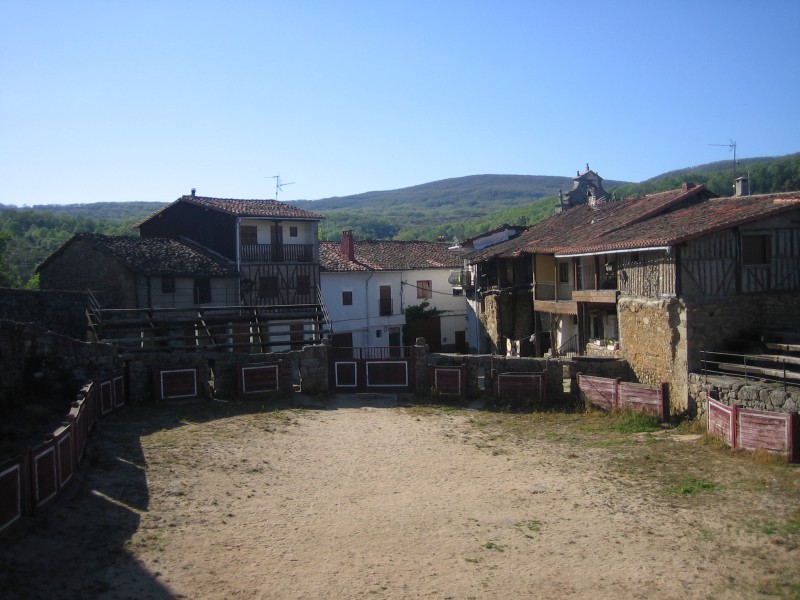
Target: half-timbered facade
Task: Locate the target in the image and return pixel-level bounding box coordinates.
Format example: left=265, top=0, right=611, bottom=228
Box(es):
left=137, top=192, right=324, bottom=307
left=469, top=181, right=800, bottom=411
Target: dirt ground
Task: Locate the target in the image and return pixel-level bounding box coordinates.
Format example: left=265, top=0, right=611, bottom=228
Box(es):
left=1, top=394, right=798, bottom=599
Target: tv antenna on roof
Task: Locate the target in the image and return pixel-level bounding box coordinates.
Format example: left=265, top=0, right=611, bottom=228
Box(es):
left=269, top=174, right=295, bottom=200
left=709, top=139, right=738, bottom=180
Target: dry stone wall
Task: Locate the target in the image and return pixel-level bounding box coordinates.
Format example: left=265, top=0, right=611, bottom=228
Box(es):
left=0, top=288, right=93, bottom=340
left=689, top=373, right=798, bottom=418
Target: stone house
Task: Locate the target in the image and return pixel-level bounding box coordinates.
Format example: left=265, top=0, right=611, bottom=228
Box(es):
left=37, top=233, right=239, bottom=310
left=468, top=179, right=800, bottom=412
left=319, top=231, right=467, bottom=352
left=448, top=224, right=527, bottom=354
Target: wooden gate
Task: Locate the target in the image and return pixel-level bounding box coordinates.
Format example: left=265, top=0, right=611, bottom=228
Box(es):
left=330, top=347, right=414, bottom=394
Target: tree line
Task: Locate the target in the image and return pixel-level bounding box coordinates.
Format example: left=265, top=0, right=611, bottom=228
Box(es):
left=1, top=153, right=798, bottom=287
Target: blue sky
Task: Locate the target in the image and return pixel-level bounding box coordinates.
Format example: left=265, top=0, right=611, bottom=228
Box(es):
left=1, top=1, right=798, bottom=205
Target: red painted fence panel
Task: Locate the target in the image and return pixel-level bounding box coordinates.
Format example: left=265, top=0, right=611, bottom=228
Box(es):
left=707, top=397, right=736, bottom=448
left=707, top=395, right=798, bottom=462
left=429, top=365, right=467, bottom=401
left=577, top=374, right=619, bottom=411
left=155, top=367, right=199, bottom=400
left=737, top=408, right=796, bottom=461
left=113, top=375, right=125, bottom=408
left=619, top=382, right=667, bottom=420
left=30, top=440, right=58, bottom=511
left=495, top=372, right=547, bottom=405
left=53, top=424, right=75, bottom=489
left=0, top=457, right=23, bottom=534
left=100, top=379, right=114, bottom=415
left=238, top=363, right=280, bottom=396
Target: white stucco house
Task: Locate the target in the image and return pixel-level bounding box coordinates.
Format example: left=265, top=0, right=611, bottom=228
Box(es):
left=319, top=231, right=467, bottom=352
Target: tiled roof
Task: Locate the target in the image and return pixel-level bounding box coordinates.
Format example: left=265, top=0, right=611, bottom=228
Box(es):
left=41, top=233, right=238, bottom=277
left=468, top=187, right=800, bottom=262
left=319, top=240, right=462, bottom=272
left=137, top=195, right=323, bottom=225
left=559, top=192, right=800, bottom=255
left=468, top=185, right=716, bottom=262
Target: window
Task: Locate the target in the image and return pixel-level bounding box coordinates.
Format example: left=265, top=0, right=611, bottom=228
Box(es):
left=289, top=226, right=298, bottom=238
left=162, top=276, right=175, bottom=294
left=452, top=287, right=463, bottom=296
left=258, top=275, right=279, bottom=299
left=342, top=291, right=353, bottom=306
left=240, top=225, right=258, bottom=245
left=558, top=262, right=570, bottom=283
left=194, top=278, right=211, bottom=304
left=379, top=285, right=392, bottom=316
left=742, top=234, right=771, bottom=266
left=417, top=280, right=432, bottom=299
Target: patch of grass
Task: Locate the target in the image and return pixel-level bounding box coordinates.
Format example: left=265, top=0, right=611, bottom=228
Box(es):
left=515, top=520, right=542, bottom=537
left=611, top=410, right=661, bottom=434
left=483, top=541, right=505, bottom=552
left=464, top=557, right=481, bottom=564
left=669, top=477, right=717, bottom=495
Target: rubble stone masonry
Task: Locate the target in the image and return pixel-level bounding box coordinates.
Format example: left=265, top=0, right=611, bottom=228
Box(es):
left=617, top=296, right=688, bottom=414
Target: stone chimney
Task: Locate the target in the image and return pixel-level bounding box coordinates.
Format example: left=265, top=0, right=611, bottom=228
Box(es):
left=734, top=176, right=750, bottom=197
left=191, top=188, right=196, bottom=197
left=340, top=230, right=355, bottom=261
left=681, top=182, right=696, bottom=192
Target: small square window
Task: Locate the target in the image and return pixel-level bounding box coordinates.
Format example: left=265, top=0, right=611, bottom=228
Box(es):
left=742, top=234, right=770, bottom=266
left=342, top=291, right=353, bottom=305
left=289, top=226, right=298, bottom=237
left=417, top=280, right=432, bottom=299
left=162, top=276, right=175, bottom=294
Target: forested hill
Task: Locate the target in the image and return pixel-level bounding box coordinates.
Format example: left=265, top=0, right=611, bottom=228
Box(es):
left=1, top=154, right=799, bottom=286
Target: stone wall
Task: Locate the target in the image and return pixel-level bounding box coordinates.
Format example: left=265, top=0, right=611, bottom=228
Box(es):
left=125, top=341, right=330, bottom=403
left=0, top=321, right=121, bottom=452
left=0, top=288, right=93, bottom=340
left=617, top=296, right=688, bottom=414
left=688, top=373, right=798, bottom=418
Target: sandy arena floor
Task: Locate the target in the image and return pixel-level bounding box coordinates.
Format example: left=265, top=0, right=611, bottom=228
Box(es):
left=1, top=394, right=798, bottom=599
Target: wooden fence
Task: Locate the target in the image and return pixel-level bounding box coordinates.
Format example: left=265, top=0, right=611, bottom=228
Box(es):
left=707, top=396, right=798, bottom=461
left=577, top=374, right=667, bottom=420
left=429, top=365, right=467, bottom=402
left=492, top=371, right=548, bottom=410
left=0, top=374, right=124, bottom=536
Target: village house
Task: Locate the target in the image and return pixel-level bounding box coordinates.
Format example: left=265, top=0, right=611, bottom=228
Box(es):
left=136, top=191, right=324, bottom=307
left=468, top=174, right=800, bottom=412
left=448, top=224, right=527, bottom=353
left=319, top=231, right=467, bottom=352
left=36, top=192, right=329, bottom=351
left=37, top=233, right=240, bottom=310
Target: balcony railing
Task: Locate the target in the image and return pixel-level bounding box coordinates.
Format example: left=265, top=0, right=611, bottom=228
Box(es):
left=240, top=243, right=314, bottom=263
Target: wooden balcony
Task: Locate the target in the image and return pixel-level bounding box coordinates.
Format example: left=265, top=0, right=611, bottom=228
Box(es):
left=240, top=243, right=314, bottom=263
left=572, top=289, right=618, bottom=304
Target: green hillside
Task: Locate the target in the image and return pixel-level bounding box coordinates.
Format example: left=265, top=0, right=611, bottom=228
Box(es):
left=1, top=154, right=798, bottom=286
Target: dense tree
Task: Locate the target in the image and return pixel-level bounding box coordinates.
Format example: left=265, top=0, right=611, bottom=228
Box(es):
left=0, top=232, right=20, bottom=288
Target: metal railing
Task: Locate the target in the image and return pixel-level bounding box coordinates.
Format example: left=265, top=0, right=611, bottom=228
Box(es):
left=240, top=243, right=314, bottom=263
left=700, top=350, right=799, bottom=391
left=554, top=333, right=579, bottom=358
